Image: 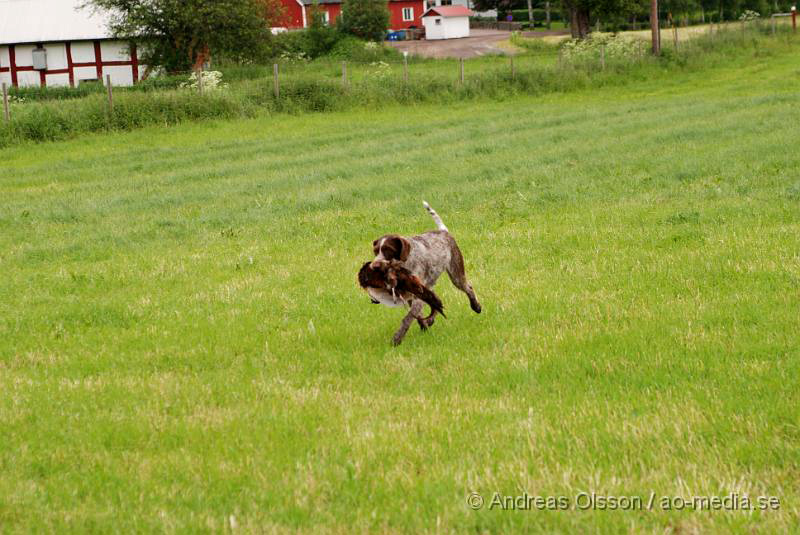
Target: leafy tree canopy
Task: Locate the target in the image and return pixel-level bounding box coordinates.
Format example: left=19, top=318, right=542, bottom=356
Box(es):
left=88, top=0, right=282, bottom=71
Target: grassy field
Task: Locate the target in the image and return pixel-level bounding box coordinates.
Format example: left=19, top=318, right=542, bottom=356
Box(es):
left=2, top=40, right=800, bottom=533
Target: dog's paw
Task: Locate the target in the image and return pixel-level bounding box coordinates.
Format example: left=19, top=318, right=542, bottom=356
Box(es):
left=391, top=334, right=404, bottom=346
left=418, top=317, right=435, bottom=331
left=471, top=300, right=482, bottom=314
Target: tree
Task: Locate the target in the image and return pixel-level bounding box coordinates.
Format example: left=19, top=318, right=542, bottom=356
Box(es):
left=338, top=0, right=390, bottom=41
left=87, top=0, right=282, bottom=72
left=306, top=4, right=341, bottom=58
left=561, top=0, right=637, bottom=37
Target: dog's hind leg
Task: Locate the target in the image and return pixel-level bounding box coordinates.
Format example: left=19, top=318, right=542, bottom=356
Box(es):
left=446, top=244, right=482, bottom=314
left=392, top=300, right=424, bottom=346
left=417, top=309, right=436, bottom=331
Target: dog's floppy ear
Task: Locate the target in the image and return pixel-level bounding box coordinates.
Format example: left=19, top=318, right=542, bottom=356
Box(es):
left=392, top=236, right=411, bottom=262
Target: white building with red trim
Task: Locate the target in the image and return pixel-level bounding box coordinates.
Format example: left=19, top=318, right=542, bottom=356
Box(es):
left=421, top=5, right=473, bottom=40
left=0, top=0, right=144, bottom=88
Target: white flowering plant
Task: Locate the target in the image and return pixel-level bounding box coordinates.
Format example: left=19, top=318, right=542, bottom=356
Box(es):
left=366, top=61, right=392, bottom=80
left=739, top=10, right=760, bottom=21
left=279, top=50, right=310, bottom=62
left=560, top=33, right=642, bottom=63
left=180, top=70, right=228, bottom=91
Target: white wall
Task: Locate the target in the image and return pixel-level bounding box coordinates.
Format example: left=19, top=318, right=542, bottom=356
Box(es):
left=16, top=70, right=39, bottom=86
left=423, top=16, right=445, bottom=39
left=46, top=43, right=68, bottom=70
left=100, top=40, right=130, bottom=61
left=102, top=65, right=134, bottom=86
left=71, top=41, right=96, bottom=63
left=445, top=16, right=470, bottom=38
left=423, top=16, right=470, bottom=39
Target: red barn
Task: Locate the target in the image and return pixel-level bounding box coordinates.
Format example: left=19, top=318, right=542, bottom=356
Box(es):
left=278, top=0, right=425, bottom=31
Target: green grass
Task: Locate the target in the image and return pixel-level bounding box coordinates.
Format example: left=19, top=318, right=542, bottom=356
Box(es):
left=1, top=41, right=800, bottom=533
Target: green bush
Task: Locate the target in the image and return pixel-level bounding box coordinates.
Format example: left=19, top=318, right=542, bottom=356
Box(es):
left=338, top=0, right=390, bottom=41
left=307, top=7, right=343, bottom=58
left=272, top=30, right=313, bottom=61
left=328, top=36, right=400, bottom=61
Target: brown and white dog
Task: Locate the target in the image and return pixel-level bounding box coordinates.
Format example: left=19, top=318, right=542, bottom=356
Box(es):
left=370, top=201, right=481, bottom=345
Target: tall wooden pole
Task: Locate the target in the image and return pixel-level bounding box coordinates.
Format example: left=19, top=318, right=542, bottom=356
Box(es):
left=651, top=0, right=661, bottom=55
left=546, top=1, right=551, bottom=29
left=526, top=0, right=534, bottom=27
left=105, top=74, right=113, bottom=116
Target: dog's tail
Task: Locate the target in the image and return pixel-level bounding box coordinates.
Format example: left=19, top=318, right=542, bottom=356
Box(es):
left=422, top=201, right=448, bottom=232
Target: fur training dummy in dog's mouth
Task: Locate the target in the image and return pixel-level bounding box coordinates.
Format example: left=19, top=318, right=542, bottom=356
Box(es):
left=357, top=260, right=445, bottom=320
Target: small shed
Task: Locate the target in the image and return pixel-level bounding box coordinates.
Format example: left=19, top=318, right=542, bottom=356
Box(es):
left=0, top=0, right=144, bottom=88
left=421, top=5, right=474, bottom=40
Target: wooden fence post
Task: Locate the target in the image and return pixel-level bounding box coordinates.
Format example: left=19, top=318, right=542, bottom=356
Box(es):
left=673, top=23, right=679, bottom=51
left=771, top=16, right=776, bottom=35
left=105, top=74, right=113, bottom=116
left=197, top=68, right=203, bottom=94
left=510, top=55, right=515, bottom=79
left=403, top=54, right=408, bottom=83
left=459, top=58, right=464, bottom=84
left=600, top=45, right=605, bottom=70
left=273, top=63, right=279, bottom=99
left=342, top=61, right=347, bottom=86
left=2, top=82, right=9, bottom=123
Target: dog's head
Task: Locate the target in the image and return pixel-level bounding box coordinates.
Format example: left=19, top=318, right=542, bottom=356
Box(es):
left=371, top=234, right=410, bottom=268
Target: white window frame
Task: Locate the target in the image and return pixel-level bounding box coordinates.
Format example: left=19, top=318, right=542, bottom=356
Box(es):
left=402, top=7, right=414, bottom=21
left=322, top=11, right=330, bottom=24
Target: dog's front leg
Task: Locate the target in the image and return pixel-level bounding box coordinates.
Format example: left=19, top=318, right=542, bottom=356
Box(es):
left=392, top=300, right=423, bottom=346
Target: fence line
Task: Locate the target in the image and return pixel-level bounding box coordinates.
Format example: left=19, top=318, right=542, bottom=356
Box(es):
left=1, top=22, right=795, bottom=123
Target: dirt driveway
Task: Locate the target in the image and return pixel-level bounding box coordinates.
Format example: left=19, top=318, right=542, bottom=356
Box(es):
left=388, top=29, right=568, bottom=59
